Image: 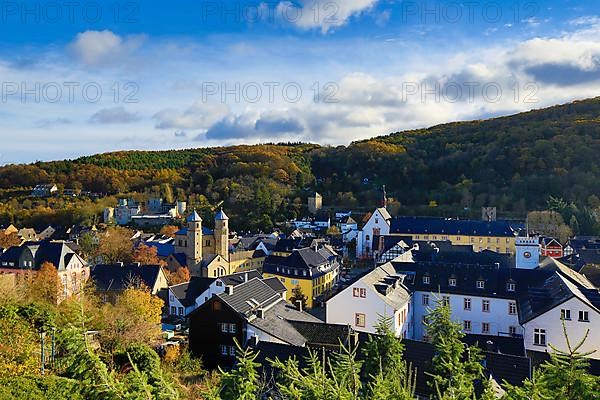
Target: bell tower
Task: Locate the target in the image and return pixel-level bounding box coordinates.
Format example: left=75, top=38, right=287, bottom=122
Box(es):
left=186, top=210, right=203, bottom=273
left=214, top=208, right=229, bottom=262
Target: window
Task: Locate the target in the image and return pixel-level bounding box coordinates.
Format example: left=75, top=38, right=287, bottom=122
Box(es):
left=229, top=323, right=237, bottom=334
left=463, top=320, right=472, bottom=332
left=422, top=275, right=431, bottom=284
left=442, top=296, right=450, bottom=306
left=476, top=280, right=485, bottom=289
left=509, top=326, right=517, bottom=336
left=355, top=313, right=366, bottom=327
left=220, top=345, right=228, bottom=355
left=170, top=306, right=176, bottom=315
left=579, top=311, right=590, bottom=322
left=375, top=218, right=379, bottom=224
left=229, top=346, right=236, bottom=356
left=178, top=307, right=184, bottom=316
left=422, top=315, right=429, bottom=325
left=482, top=322, right=490, bottom=334
left=448, top=278, right=457, bottom=287
left=482, top=300, right=490, bottom=312
left=220, top=323, right=229, bottom=333
left=353, top=288, right=366, bottom=298
left=464, top=298, right=471, bottom=311
left=534, top=328, right=546, bottom=346
left=291, top=279, right=299, bottom=285
left=422, top=294, right=430, bottom=306
left=509, top=302, right=517, bottom=315
left=506, top=282, right=516, bottom=292
left=561, top=309, right=571, bottom=320
left=216, top=281, right=223, bottom=286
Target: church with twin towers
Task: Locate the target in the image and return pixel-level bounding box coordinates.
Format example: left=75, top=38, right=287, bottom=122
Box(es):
left=172, top=209, right=232, bottom=278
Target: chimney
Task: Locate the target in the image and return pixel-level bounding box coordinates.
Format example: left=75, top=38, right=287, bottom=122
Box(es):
left=224, top=286, right=234, bottom=295
left=295, top=300, right=303, bottom=312
left=256, top=308, right=265, bottom=319
left=244, top=272, right=248, bottom=282
left=249, top=335, right=259, bottom=347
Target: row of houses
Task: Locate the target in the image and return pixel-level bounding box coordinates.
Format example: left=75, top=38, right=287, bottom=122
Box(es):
left=327, top=241, right=600, bottom=361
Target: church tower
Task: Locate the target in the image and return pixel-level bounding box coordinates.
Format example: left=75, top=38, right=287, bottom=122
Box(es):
left=186, top=210, right=203, bottom=273
left=214, top=208, right=229, bottom=262
left=515, top=235, right=540, bottom=269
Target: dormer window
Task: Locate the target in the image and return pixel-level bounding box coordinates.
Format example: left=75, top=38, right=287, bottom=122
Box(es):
left=506, top=282, right=516, bottom=292
left=423, top=276, right=431, bottom=285
left=476, top=280, right=485, bottom=289
left=449, top=278, right=457, bottom=287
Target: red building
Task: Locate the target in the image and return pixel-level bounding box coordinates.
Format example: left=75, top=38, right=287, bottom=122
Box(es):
left=540, top=237, right=564, bottom=258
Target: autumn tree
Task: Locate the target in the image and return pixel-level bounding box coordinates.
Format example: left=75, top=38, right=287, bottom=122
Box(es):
left=132, top=243, right=164, bottom=266
left=527, top=211, right=572, bottom=243
left=0, top=306, right=39, bottom=377
left=96, top=227, right=134, bottom=264
left=168, top=267, right=191, bottom=285
left=26, top=262, right=60, bottom=305
left=0, top=231, right=21, bottom=248
left=160, top=225, right=180, bottom=238
left=100, top=288, right=164, bottom=352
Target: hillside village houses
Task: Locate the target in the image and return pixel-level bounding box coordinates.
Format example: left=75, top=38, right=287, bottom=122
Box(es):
left=0, top=240, right=89, bottom=302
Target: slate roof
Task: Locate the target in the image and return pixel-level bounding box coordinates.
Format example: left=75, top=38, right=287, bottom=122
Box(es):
left=352, top=262, right=412, bottom=310
left=248, top=301, right=323, bottom=347
left=170, top=277, right=216, bottom=307
left=262, top=276, right=287, bottom=293
left=287, top=320, right=354, bottom=348
left=143, top=241, right=175, bottom=258
left=376, top=207, right=392, bottom=221
left=0, top=241, right=85, bottom=271
left=392, top=257, right=552, bottom=300
left=91, top=264, right=163, bottom=292
left=220, top=269, right=262, bottom=286
left=263, top=247, right=340, bottom=279
left=214, top=209, right=229, bottom=220
left=273, top=238, right=301, bottom=253
left=217, top=277, right=281, bottom=316
left=175, top=227, right=214, bottom=236
left=517, top=271, right=600, bottom=324
left=188, top=210, right=202, bottom=222
left=390, top=216, right=523, bottom=237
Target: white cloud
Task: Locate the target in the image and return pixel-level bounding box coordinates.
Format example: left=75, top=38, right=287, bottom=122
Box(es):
left=69, top=30, right=146, bottom=66
left=153, top=102, right=230, bottom=130
left=275, top=0, right=379, bottom=33
left=89, top=107, right=141, bottom=124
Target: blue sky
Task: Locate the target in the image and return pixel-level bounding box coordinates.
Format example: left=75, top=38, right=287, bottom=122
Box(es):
left=1, top=0, right=600, bottom=163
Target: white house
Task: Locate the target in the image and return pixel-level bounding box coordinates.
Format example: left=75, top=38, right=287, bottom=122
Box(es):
left=520, top=271, right=600, bottom=360
left=168, top=277, right=225, bottom=317
left=326, top=262, right=412, bottom=337
left=356, top=207, right=392, bottom=259
left=167, top=270, right=265, bottom=317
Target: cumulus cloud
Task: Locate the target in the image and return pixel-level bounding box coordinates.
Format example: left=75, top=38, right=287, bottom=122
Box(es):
left=275, top=0, right=379, bottom=32
left=69, top=30, right=146, bottom=65
left=204, top=110, right=305, bottom=140
left=89, top=107, right=141, bottom=124
left=153, top=102, right=229, bottom=130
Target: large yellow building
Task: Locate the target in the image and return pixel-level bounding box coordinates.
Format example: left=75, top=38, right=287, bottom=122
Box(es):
left=262, top=246, right=340, bottom=308
left=388, top=217, right=521, bottom=254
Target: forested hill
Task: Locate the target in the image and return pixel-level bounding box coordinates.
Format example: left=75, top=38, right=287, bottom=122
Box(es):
left=2, top=97, right=600, bottom=230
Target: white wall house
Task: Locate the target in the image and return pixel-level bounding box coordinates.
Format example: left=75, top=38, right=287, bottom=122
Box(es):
left=521, top=272, right=600, bottom=360
left=356, top=207, right=391, bottom=259
left=167, top=278, right=226, bottom=317
left=326, top=263, right=412, bottom=338
left=412, top=291, right=521, bottom=341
